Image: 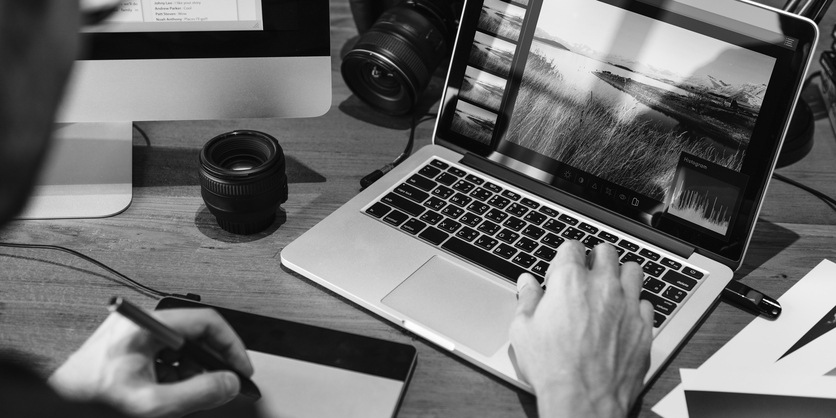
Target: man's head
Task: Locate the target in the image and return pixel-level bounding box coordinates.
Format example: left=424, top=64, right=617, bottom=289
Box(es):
left=0, top=0, right=79, bottom=225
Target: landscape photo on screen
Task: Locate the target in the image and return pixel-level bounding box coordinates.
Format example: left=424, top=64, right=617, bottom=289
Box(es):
left=451, top=99, right=498, bottom=144
left=477, top=0, right=526, bottom=42
left=666, top=153, right=748, bottom=236
left=504, top=0, right=775, bottom=206
left=469, top=31, right=517, bottom=77
left=460, top=65, right=508, bottom=112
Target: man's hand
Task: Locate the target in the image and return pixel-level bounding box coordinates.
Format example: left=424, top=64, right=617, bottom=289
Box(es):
left=48, top=308, right=253, bottom=418
left=510, top=240, right=654, bottom=418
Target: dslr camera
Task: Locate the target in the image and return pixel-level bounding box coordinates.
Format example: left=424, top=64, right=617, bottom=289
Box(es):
left=343, top=0, right=463, bottom=115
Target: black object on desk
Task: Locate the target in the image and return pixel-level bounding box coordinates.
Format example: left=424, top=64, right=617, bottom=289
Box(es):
left=108, top=297, right=262, bottom=399
left=721, top=280, right=782, bottom=319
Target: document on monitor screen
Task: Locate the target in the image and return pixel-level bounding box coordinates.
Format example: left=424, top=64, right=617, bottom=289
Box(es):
left=83, top=0, right=264, bottom=32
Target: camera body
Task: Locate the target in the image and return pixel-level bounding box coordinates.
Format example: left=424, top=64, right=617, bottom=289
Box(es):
left=343, top=0, right=463, bottom=115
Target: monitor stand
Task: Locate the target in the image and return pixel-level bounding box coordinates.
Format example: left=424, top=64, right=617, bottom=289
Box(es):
left=17, top=122, right=133, bottom=219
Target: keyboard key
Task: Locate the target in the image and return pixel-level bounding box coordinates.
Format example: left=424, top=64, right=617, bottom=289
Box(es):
left=501, top=190, right=521, bottom=200
left=534, top=246, right=557, bottom=261
left=682, top=267, right=704, bottom=280
left=522, top=225, right=546, bottom=240
left=561, top=227, right=585, bottom=241
left=578, top=222, right=598, bottom=234
left=441, top=238, right=526, bottom=282
left=660, top=257, right=683, bottom=270
left=401, top=218, right=427, bottom=235
left=441, top=205, right=464, bottom=219
left=366, top=202, right=391, bottom=218
left=467, top=201, right=490, bottom=215
left=653, top=312, right=667, bottom=328
left=475, top=236, right=498, bottom=251
left=582, top=236, right=604, bottom=249
left=419, top=226, right=449, bottom=245
left=437, top=219, right=461, bottom=233
left=470, top=187, right=493, bottom=201
left=507, top=203, right=528, bottom=217
left=643, top=261, right=665, bottom=277
left=493, top=243, right=517, bottom=259
left=484, top=182, right=502, bottom=193
left=432, top=185, right=454, bottom=199
left=598, top=231, right=619, bottom=243
left=450, top=192, right=473, bottom=207
left=382, top=193, right=425, bottom=217
left=639, top=248, right=661, bottom=261
left=419, top=165, right=441, bottom=178
left=383, top=210, right=409, bottom=226
left=541, top=233, right=565, bottom=248
left=487, top=195, right=511, bottom=209
left=436, top=172, right=458, bottom=186
left=496, top=229, right=520, bottom=244
left=452, top=180, right=475, bottom=193
left=520, top=197, right=540, bottom=209
left=407, top=174, right=437, bottom=191
left=447, top=167, right=466, bottom=177
left=621, top=252, right=645, bottom=265
left=558, top=214, right=579, bottom=225
left=456, top=227, right=480, bottom=242
left=614, top=246, right=625, bottom=256
left=543, top=219, right=567, bottom=234
left=394, top=183, right=429, bottom=203
left=465, top=174, right=484, bottom=185
left=484, top=209, right=509, bottom=223
left=459, top=213, right=482, bottom=227
left=477, top=220, right=501, bottom=235
left=643, top=277, right=665, bottom=293
left=503, top=217, right=526, bottom=231
left=424, top=196, right=446, bottom=211
left=663, top=286, right=687, bottom=303
left=512, top=253, right=537, bottom=268
left=419, top=210, right=443, bottom=225
left=618, top=239, right=639, bottom=252
left=531, top=261, right=550, bottom=277
left=640, top=291, right=677, bottom=315
left=662, top=270, right=697, bottom=291
left=515, top=237, right=538, bottom=252
left=429, top=159, right=449, bottom=170
left=523, top=211, right=547, bottom=225
left=539, top=206, right=559, bottom=217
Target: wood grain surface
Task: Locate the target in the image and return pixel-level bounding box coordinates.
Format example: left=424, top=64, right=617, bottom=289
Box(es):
left=1, top=1, right=835, bottom=417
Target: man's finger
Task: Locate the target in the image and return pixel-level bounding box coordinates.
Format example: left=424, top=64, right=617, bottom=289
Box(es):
left=588, top=243, right=620, bottom=281
left=132, top=371, right=239, bottom=417
left=515, top=273, right=544, bottom=318
left=154, top=309, right=253, bottom=377
left=619, top=260, right=644, bottom=302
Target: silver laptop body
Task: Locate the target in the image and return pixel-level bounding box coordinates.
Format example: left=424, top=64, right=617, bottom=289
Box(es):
left=283, top=0, right=817, bottom=391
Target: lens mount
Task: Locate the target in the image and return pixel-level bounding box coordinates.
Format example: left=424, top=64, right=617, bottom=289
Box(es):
left=199, top=130, right=288, bottom=235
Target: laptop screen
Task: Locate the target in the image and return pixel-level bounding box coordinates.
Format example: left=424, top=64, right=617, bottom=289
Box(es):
left=434, top=0, right=816, bottom=263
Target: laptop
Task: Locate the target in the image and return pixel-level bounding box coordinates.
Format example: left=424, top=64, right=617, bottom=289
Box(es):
left=283, top=0, right=817, bottom=391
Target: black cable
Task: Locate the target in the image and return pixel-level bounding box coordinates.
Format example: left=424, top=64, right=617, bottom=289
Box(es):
left=0, top=242, right=201, bottom=301
left=772, top=172, right=836, bottom=211
left=360, top=113, right=438, bottom=190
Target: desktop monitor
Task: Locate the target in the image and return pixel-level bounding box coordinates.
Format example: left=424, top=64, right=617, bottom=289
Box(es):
left=20, top=0, right=331, bottom=219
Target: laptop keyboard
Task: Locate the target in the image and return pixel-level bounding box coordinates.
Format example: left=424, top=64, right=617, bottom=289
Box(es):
left=362, top=157, right=708, bottom=331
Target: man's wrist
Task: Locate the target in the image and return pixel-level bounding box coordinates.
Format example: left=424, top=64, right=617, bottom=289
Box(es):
left=535, top=382, right=625, bottom=418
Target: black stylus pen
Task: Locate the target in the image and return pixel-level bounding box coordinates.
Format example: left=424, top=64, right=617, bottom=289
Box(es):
left=108, top=297, right=261, bottom=400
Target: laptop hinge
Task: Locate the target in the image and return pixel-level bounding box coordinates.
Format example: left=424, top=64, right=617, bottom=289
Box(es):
left=460, top=153, right=695, bottom=259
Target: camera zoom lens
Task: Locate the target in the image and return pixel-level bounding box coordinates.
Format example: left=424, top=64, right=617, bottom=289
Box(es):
left=342, top=1, right=456, bottom=115
left=199, top=130, right=288, bottom=235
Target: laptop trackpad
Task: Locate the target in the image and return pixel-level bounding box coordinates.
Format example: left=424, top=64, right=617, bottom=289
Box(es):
left=382, top=256, right=517, bottom=357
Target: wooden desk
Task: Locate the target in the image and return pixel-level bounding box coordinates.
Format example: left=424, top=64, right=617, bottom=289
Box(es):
left=1, top=1, right=835, bottom=417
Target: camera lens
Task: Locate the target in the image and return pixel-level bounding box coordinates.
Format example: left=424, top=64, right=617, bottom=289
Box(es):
left=198, top=130, right=288, bottom=235
left=342, top=0, right=457, bottom=115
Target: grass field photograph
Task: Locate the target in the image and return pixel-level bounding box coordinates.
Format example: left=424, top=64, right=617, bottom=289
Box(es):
left=477, top=0, right=526, bottom=42
left=451, top=100, right=497, bottom=145
left=503, top=0, right=774, bottom=203
left=460, top=66, right=507, bottom=112
left=469, top=31, right=516, bottom=76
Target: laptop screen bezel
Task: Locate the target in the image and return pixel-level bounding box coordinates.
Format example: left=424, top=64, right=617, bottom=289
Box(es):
left=432, top=0, right=817, bottom=267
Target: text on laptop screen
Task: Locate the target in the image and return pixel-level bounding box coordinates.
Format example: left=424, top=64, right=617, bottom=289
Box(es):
left=435, top=0, right=814, bottom=261
left=84, top=0, right=264, bottom=32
